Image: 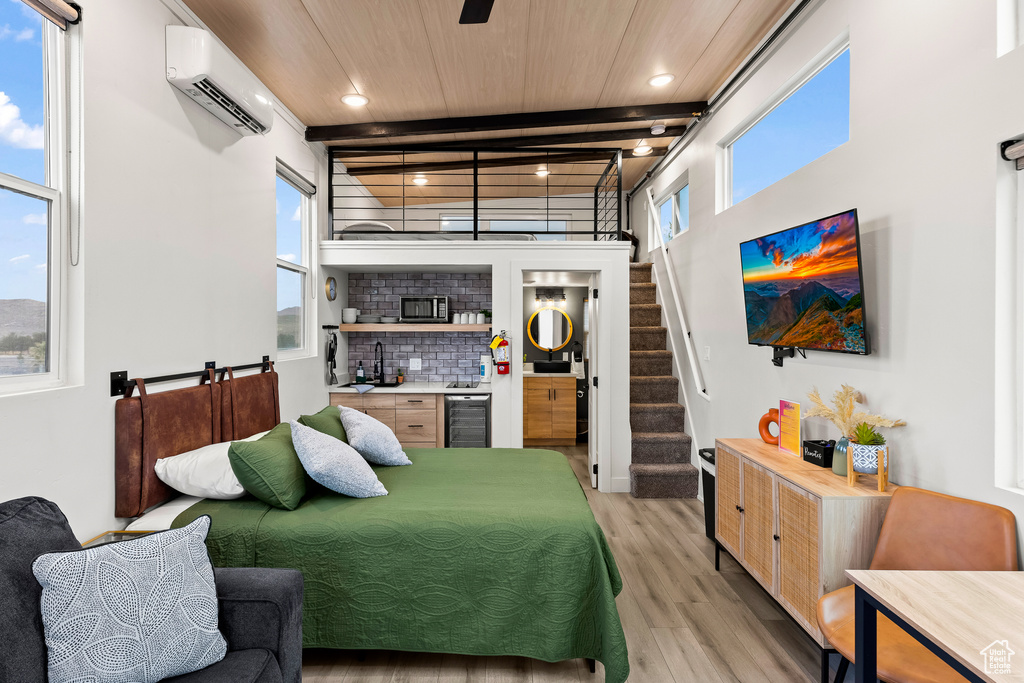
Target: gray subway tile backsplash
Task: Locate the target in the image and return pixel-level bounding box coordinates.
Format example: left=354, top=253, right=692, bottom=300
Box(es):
left=345, top=272, right=492, bottom=383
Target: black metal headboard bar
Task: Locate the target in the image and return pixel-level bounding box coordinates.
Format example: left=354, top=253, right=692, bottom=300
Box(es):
left=109, top=356, right=271, bottom=397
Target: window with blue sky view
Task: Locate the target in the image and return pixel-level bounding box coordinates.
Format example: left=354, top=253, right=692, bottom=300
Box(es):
left=730, top=48, right=850, bottom=205
left=0, top=2, right=48, bottom=376
left=277, top=176, right=306, bottom=351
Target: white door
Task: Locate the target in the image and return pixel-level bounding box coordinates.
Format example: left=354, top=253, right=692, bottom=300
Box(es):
left=587, top=272, right=600, bottom=488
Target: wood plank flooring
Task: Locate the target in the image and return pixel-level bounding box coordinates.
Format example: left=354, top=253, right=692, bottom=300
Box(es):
left=303, top=446, right=846, bottom=682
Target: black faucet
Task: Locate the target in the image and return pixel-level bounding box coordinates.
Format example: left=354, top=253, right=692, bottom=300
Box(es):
left=373, top=341, right=384, bottom=383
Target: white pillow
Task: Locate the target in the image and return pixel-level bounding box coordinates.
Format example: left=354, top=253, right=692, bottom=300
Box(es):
left=339, top=406, right=412, bottom=466
left=154, top=430, right=269, bottom=499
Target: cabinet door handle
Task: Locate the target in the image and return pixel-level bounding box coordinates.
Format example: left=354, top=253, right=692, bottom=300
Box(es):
left=408, top=424, right=423, bottom=428
left=548, top=389, right=551, bottom=400
left=773, top=534, right=780, bottom=542
left=407, top=399, right=423, bottom=403
left=553, top=389, right=556, bottom=400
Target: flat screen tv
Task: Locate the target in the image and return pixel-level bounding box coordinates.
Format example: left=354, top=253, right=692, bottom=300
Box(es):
left=739, top=208, right=869, bottom=355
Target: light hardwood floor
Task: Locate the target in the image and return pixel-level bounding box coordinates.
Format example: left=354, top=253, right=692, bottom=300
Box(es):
left=302, top=446, right=846, bottom=682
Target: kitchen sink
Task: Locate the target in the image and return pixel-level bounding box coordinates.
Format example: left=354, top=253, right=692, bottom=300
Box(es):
left=532, top=360, right=572, bottom=373
left=342, top=381, right=401, bottom=387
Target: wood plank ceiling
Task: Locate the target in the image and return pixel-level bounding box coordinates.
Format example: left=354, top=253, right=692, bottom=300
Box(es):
left=183, top=0, right=795, bottom=204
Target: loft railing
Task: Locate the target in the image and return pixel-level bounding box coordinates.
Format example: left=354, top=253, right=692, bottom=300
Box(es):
left=328, top=146, right=622, bottom=242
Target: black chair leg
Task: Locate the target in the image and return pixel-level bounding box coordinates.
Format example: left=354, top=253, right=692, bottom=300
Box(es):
left=585, top=658, right=596, bottom=673
left=715, top=542, right=720, bottom=571
left=821, top=648, right=831, bottom=683
left=834, top=656, right=849, bottom=682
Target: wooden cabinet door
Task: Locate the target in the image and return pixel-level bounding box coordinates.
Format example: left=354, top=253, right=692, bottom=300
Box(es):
left=715, top=447, right=742, bottom=557
left=330, top=394, right=364, bottom=410
left=524, top=378, right=552, bottom=439
left=366, top=408, right=396, bottom=432
left=777, top=478, right=822, bottom=638
left=741, top=460, right=775, bottom=592
left=550, top=378, right=576, bottom=440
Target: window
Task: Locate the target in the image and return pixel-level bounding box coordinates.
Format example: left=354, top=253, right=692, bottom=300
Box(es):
left=0, top=5, right=67, bottom=384
left=653, top=183, right=689, bottom=246
left=276, top=163, right=314, bottom=354
left=724, top=46, right=850, bottom=207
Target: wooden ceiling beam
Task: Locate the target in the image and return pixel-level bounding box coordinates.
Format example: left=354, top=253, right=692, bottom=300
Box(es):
left=328, top=125, right=688, bottom=152
left=346, top=149, right=666, bottom=176
left=306, top=102, right=706, bottom=142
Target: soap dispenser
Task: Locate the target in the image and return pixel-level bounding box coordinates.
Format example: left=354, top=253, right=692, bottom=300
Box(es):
left=356, top=361, right=365, bottom=383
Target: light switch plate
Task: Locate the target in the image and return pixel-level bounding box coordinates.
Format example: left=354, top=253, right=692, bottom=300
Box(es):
left=410, top=358, right=422, bottom=371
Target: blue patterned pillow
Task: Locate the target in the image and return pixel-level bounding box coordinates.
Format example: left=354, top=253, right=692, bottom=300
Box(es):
left=290, top=420, right=388, bottom=497
left=338, top=406, right=412, bottom=466
left=32, top=516, right=226, bottom=683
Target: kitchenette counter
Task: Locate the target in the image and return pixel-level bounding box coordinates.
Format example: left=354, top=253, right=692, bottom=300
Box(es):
left=521, top=370, right=586, bottom=379
left=329, top=381, right=493, bottom=394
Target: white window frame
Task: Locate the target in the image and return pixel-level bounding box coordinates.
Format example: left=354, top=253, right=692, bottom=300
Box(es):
left=717, top=33, right=850, bottom=213
left=275, top=161, right=315, bottom=360
left=0, top=18, right=75, bottom=395
left=650, top=172, right=689, bottom=248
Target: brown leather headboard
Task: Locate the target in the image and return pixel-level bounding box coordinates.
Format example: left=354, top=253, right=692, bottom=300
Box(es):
left=114, top=365, right=280, bottom=518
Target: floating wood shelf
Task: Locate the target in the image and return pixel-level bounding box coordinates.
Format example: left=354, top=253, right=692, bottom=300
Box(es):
left=337, top=323, right=492, bottom=332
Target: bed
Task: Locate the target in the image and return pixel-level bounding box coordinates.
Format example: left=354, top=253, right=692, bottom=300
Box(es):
left=114, top=368, right=628, bottom=683
left=336, top=221, right=538, bottom=241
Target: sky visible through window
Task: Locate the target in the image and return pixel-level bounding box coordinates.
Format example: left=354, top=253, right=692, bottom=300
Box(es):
left=0, top=1, right=45, bottom=304
left=276, top=176, right=302, bottom=312
left=731, top=49, right=850, bottom=205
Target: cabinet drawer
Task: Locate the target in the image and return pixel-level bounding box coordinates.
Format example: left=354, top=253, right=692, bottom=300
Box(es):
left=524, top=377, right=551, bottom=389
left=365, top=393, right=396, bottom=409
left=330, top=395, right=363, bottom=409
left=366, top=408, right=396, bottom=431
left=395, top=410, right=437, bottom=441
left=551, top=377, right=576, bottom=392
left=396, top=395, right=435, bottom=410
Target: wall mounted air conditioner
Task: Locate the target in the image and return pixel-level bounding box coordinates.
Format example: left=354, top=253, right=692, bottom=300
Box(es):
left=165, top=25, right=273, bottom=136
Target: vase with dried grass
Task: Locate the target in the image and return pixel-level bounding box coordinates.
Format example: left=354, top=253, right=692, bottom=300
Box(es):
left=805, top=385, right=905, bottom=480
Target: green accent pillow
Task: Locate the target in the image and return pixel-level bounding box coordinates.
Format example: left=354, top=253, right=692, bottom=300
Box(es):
left=297, top=405, right=347, bottom=442
left=228, top=422, right=306, bottom=510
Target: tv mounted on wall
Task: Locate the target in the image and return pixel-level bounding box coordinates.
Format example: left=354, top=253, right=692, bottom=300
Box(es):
left=739, top=208, right=869, bottom=363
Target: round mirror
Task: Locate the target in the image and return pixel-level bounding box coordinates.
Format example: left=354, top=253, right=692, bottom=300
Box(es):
left=527, top=306, right=573, bottom=352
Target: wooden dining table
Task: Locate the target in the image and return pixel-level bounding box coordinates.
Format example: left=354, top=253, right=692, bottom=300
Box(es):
left=846, top=570, right=1024, bottom=682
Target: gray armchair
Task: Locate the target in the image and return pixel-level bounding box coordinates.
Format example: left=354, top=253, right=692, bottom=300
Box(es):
left=0, top=497, right=303, bottom=683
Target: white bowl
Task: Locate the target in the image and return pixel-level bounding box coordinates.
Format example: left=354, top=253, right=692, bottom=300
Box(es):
left=342, top=315, right=357, bottom=324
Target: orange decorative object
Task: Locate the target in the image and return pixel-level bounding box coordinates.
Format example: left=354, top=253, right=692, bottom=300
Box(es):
left=759, top=408, right=780, bottom=445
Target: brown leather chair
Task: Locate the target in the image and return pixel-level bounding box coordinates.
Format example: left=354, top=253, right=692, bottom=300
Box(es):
left=817, top=487, right=1018, bottom=683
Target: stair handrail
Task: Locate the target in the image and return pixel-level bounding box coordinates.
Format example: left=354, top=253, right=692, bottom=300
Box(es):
left=645, top=187, right=710, bottom=404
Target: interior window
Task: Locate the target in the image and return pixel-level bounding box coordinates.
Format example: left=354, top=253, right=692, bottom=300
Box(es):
left=727, top=47, right=850, bottom=206
left=0, top=6, right=61, bottom=381
left=654, top=182, right=689, bottom=246
left=276, top=171, right=311, bottom=353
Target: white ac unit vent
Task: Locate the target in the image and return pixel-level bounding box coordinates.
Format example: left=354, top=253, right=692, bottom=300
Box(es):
left=166, top=26, right=273, bottom=136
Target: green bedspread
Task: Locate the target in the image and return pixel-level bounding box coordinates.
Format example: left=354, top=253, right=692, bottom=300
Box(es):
left=173, top=448, right=629, bottom=682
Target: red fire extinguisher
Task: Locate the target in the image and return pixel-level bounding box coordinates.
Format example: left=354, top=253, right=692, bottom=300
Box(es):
left=490, top=332, right=511, bottom=375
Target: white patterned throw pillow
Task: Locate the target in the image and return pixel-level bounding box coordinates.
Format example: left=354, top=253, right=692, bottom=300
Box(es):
left=338, top=406, right=413, bottom=466
left=32, top=516, right=226, bottom=683
left=289, top=420, right=388, bottom=497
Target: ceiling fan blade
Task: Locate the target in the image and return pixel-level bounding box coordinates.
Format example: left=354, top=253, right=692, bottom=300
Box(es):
left=459, top=0, right=494, bottom=24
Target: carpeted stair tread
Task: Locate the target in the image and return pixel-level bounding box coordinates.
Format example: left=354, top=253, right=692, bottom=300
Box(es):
left=630, top=403, right=685, bottom=432
left=630, top=327, right=667, bottom=350
left=630, top=350, right=673, bottom=376
left=630, top=263, right=653, bottom=283
left=631, top=432, right=692, bottom=464
left=630, top=283, right=657, bottom=304
left=630, top=375, right=678, bottom=403
left=629, top=463, right=699, bottom=499
left=630, top=304, right=661, bottom=326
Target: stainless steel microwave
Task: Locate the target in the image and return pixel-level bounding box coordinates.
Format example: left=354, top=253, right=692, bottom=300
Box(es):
left=399, top=296, right=449, bottom=323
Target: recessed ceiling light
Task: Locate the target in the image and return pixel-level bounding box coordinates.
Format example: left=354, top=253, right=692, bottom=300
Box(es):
left=648, top=73, right=675, bottom=87
left=633, top=142, right=653, bottom=156
left=536, top=166, right=550, bottom=177
left=412, top=175, right=428, bottom=185
left=650, top=123, right=666, bottom=135
left=342, top=94, right=369, bottom=107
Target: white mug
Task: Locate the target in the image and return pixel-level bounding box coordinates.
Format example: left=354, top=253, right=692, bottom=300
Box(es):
left=460, top=313, right=470, bottom=324
left=476, top=313, right=486, bottom=324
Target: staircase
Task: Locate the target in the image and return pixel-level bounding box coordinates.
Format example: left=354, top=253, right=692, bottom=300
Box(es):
left=628, top=262, right=699, bottom=499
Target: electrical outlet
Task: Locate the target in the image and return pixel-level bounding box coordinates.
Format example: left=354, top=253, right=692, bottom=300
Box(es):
left=410, top=358, right=422, bottom=371
left=703, top=346, right=711, bottom=361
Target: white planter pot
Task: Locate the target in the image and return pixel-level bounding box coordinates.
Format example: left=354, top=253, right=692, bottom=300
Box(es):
left=851, top=443, right=887, bottom=475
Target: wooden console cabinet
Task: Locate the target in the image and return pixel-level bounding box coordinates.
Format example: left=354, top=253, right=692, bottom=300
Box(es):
left=330, top=393, right=445, bottom=448
left=523, top=376, right=576, bottom=445
left=715, top=438, right=896, bottom=645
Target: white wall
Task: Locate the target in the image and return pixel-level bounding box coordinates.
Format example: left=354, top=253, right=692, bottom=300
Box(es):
left=0, top=0, right=327, bottom=540
left=631, top=0, right=1024, bottom=524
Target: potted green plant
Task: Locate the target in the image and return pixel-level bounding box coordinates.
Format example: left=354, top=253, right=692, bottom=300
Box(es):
left=849, top=422, right=887, bottom=475
left=480, top=309, right=492, bottom=323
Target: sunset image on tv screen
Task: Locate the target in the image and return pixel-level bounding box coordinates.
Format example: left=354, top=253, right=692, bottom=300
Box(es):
left=740, top=209, right=867, bottom=353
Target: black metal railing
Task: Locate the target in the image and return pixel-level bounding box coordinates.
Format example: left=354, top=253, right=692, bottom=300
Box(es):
left=328, top=146, right=622, bottom=242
